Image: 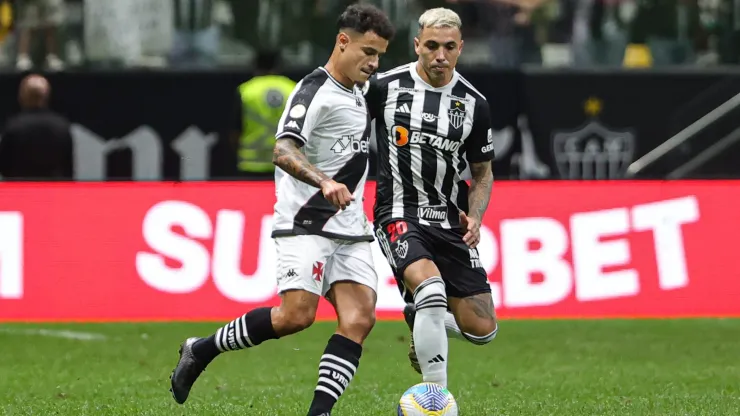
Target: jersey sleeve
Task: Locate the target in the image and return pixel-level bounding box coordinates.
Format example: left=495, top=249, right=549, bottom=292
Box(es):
left=362, top=75, right=383, bottom=121
left=465, top=99, right=496, bottom=163
left=275, top=80, right=325, bottom=145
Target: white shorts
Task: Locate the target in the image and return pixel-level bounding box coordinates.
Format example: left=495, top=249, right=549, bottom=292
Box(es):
left=274, top=235, right=377, bottom=297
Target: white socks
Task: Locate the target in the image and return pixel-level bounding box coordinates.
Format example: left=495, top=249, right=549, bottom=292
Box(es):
left=412, top=276, right=448, bottom=387
left=444, top=312, right=466, bottom=340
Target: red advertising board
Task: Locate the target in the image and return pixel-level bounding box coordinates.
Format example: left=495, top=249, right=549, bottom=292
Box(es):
left=0, top=181, right=738, bottom=322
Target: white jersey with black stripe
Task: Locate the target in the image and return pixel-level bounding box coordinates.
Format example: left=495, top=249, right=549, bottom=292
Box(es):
left=272, top=67, right=374, bottom=242
left=365, top=63, right=495, bottom=230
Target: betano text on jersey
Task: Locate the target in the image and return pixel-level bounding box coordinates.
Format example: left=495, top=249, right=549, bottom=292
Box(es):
left=365, top=63, right=495, bottom=230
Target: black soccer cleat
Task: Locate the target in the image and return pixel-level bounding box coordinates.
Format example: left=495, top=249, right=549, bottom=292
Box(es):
left=403, top=302, right=416, bottom=330
left=403, top=303, right=421, bottom=374
left=170, top=337, right=207, bottom=404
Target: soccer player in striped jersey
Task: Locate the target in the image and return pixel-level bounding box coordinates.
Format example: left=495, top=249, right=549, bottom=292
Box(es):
left=169, top=5, right=394, bottom=415
left=364, top=8, right=498, bottom=387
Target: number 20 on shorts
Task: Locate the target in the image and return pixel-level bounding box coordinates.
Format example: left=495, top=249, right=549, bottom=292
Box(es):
left=386, top=220, right=408, bottom=243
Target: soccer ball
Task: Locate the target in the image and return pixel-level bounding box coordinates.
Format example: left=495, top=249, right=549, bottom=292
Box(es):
left=397, top=382, right=459, bottom=416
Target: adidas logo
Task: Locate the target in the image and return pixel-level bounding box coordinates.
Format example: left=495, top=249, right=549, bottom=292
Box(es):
left=428, top=354, right=445, bottom=363
left=396, top=103, right=411, bottom=114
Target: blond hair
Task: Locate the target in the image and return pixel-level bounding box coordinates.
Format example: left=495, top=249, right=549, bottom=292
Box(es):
left=417, top=8, right=462, bottom=34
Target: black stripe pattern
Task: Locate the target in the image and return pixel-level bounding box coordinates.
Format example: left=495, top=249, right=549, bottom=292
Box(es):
left=292, top=151, right=368, bottom=236
left=309, top=333, right=362, bottom=414
left=413, top=276, right=448, bottom=312
left=396, top=77, right=418, bottom=221
left=462, top=328, right=499, bottom=345
left=420, top=89, right=443, bottom=207
left=316, top=353, right=357, bottom=400
left=273, top=67, right=374, bottom=242
left=276, top=69, right=327, bottom=143
left=446, top=82, right=470, bottom=214
left=215, top=313, right=254, bottom=351
left=291, top=92, right=370, bottom=238
left=370, top=64, right=489, bottom=229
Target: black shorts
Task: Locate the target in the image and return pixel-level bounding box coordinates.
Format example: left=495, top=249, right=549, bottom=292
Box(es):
left=375, top=219, right=491, bottom=303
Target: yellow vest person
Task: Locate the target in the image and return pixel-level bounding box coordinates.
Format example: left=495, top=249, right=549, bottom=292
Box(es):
left=235, top=52, right=296, bottom=174
left=0, top=0, right=13, bottom=43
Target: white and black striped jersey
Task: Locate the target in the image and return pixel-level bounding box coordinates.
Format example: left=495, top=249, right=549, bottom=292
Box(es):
left=365, top=63, right=495, bottom=229
left=272, top=67, right=374, bottom=242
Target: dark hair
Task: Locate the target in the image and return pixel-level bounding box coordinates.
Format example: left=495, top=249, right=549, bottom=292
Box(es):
left=337, top=4, right=395, bottom=41
left=255, top=50, right=281, bottom=72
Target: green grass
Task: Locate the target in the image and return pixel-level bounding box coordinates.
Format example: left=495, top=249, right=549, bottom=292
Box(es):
left=0, top=320, right=738, bottom=415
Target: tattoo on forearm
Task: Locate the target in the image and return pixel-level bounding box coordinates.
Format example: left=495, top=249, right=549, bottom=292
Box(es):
left=468, top=161, right=494, bottom=221
left=273, top=139, right=330, bottom=188
left=464, top=294, right=496, bottom=320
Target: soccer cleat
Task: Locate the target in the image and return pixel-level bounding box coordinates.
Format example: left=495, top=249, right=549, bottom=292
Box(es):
left=170, top=337, right=207, bottom=404
left=403, top=303, right=421, bottom=374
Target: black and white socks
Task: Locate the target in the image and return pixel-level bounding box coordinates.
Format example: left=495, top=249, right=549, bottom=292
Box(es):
left=412, top=276, right=449, bottom=387
left=307, top=334, right=362, bottom=416
left=191, top=307, right=279, bottom=364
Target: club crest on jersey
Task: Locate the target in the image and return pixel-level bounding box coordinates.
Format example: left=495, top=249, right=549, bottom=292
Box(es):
left=448, top=100, right=466, bottom=129
left=313, top=261, right=324, bottom=282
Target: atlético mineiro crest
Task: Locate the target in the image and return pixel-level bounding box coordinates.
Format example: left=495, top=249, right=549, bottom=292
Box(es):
left=551, top=121, right=635, bottom=180
left=550, top=96, right=636, bottom=180
left=312, top=261, right=324, bottom=282
left=448, top=100, right=466, bottom=130
left=395, top=240, right=409, bottom=259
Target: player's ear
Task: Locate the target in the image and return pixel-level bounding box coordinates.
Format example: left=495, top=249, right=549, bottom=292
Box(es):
left=413, top=37, right=421, bottom=55
left=337, top=32, right=350, bottom=51
left=458, top=39, right=464, bottom=54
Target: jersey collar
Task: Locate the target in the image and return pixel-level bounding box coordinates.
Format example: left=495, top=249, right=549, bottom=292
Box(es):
left=319, top=67, right=356, bottom=95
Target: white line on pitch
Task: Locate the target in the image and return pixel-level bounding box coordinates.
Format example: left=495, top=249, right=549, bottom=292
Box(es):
left=0, top=327, right=107, bottom=341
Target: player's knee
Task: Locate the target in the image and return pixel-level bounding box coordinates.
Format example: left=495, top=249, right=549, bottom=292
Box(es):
left=283, top=312, right=316, bottom=334
left=274, top=303, right=317, bottom=334
left=413, top=276, right=447, bottom=313
left=338, top=309, right=376, bottom=341
left=462, top=320, right=498, bottom=346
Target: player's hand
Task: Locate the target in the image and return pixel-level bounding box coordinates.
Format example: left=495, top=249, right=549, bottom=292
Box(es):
left=320, top=179, right=355, bottom=210
left=459, top=211, right=481, bottom=248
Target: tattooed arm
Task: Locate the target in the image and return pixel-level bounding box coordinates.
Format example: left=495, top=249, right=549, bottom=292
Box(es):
left=272, top=138, right=354, bottom=209
left=272, top=138, right=330, bottom=188
left=460, top=98, right=495, bottom=247
left=468, top=161, right=494, bottom=222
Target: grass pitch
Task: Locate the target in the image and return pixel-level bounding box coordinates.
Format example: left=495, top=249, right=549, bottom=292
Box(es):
left=0, top=319, right=738, bottom=415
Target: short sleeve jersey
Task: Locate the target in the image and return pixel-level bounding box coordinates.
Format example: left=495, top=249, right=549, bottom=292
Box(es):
left=272, top=67, right=374, bottom=242
left=364, top=63, right=495, bottom=229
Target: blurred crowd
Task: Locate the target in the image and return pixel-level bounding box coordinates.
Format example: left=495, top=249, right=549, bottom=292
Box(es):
left=0, top=0, right=738, bottom=71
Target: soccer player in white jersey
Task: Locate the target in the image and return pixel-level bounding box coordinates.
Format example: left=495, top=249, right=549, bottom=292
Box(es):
left=364, top=8, right=498, bottom=388
left=169, top=5, right=394, bottom=415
